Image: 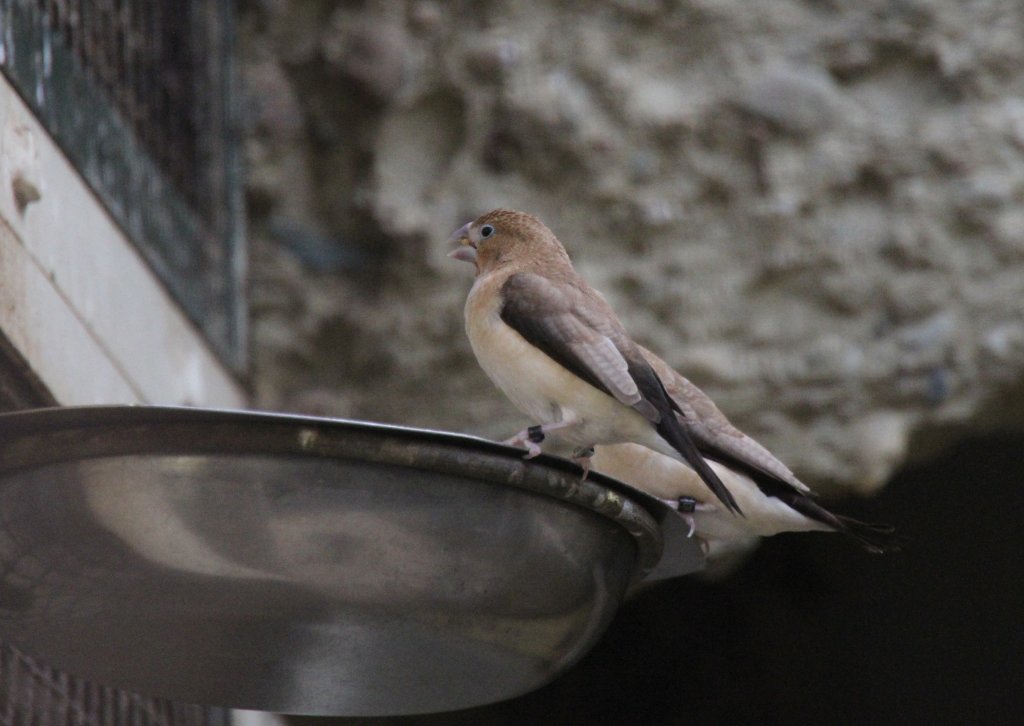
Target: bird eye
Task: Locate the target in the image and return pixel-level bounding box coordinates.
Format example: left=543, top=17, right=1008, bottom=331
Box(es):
left=479, top=224, right=495, bottom=239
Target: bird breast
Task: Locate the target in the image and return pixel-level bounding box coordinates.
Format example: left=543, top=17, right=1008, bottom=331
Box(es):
left=464, top=275, right=652, bottom=446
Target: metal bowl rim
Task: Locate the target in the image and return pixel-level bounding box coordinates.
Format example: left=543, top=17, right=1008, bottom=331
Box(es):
left=0, top=405, right=668, bottom=581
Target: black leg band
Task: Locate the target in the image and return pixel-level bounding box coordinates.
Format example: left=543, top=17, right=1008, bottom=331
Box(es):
left=676, top=496, right=698, bottom=514
left=527, top=425, right=545, bottom=444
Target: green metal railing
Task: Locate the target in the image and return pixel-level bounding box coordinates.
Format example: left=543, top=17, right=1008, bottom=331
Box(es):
left=0, top=0, right=245, bottom=372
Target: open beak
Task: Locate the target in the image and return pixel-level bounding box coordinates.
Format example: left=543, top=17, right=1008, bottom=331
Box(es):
left=446, top=222, right=477, bottom=263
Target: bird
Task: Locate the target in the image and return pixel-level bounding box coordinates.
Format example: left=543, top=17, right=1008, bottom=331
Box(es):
left=591, top=345, right=899, bottom=558
left=447, top=208, right=741, bottom=515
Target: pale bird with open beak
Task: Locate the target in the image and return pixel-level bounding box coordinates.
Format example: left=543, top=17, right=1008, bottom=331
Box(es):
left=448, top=209, right=898, bottom=556
left=448, top=209, right=741, bottom=515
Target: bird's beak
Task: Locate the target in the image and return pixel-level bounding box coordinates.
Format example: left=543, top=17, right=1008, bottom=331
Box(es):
left=446, top=222, right=477, bottom=263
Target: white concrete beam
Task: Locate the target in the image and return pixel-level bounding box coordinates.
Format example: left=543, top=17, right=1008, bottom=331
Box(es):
left=0, top=76, right=246, bottom=408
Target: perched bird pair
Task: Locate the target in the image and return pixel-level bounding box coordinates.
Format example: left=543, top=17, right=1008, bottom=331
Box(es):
left=448, top=208, right=896, bottom=561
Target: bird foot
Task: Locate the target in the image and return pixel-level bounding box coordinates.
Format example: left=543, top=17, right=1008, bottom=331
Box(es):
left=682, top=514, right=696, bottom=538
left=504, top=424, right=547, bottom=459
left=571, top=446, right=595, bottom=481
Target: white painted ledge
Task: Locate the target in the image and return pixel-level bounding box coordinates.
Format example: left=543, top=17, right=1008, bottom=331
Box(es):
left=0, top=76, right=245, bottom=407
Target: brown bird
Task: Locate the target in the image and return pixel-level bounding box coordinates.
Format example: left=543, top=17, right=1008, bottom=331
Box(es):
left=448, top=209, right=741, bottom=514
left=591, top=346, right=898, bottom=558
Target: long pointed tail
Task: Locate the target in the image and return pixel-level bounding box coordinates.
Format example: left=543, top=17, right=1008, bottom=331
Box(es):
left=834, top=515, right=902, bottom=554
left=744, top=470, right=900, bottom=553
left=777, top=489, right=900, bottom=553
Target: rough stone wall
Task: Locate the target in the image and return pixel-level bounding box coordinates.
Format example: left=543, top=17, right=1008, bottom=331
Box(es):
left=241, top=0, right=1024, bottom=497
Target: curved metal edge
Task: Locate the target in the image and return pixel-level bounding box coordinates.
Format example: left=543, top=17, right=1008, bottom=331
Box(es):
left=0, top=406, right=703, bottom=582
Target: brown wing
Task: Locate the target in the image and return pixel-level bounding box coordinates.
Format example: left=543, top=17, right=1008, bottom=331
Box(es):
left=662, top=366, right=811, bottom=494
left=500, top=274, right=742, bottom=514
left=499, top=273, right=660, bottom=421
left=637, top=343, right=823, bottom=496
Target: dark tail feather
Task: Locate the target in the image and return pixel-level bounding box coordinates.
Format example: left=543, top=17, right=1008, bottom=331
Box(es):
left=785, top=493, right=902, bottom=554
left=743, top=471, right=900, bottom=553
left=834, top=515, right=902, bottom=554
left=655, top=413, right=743, bottom=516
left=779, top=491, right=901, bottom=554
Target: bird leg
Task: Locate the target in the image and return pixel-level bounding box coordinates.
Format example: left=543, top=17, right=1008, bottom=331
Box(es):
left=571, top=446, right=595, bottom=480
left=504, top=425, right=546, bottom=458
left=654, top=496, right=715, bottom=539
left=504, top=420, right=576, bottom=459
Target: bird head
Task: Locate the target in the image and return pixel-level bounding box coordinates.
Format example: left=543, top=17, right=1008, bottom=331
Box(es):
left=447, top=209, right=572, bottom=275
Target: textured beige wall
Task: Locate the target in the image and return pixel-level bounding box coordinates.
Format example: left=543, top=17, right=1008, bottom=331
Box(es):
left=242, top=0, right=1024, bottom=496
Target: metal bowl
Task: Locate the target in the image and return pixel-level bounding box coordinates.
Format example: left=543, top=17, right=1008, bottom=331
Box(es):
left=0, top=406, right=702, bottom=716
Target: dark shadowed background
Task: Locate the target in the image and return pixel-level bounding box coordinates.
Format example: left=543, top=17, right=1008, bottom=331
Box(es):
left=289, top=434, right=1024, bottom=725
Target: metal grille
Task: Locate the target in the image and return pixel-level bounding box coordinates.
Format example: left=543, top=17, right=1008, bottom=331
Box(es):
left=0, top=0, right=246, bottom=370
left=45, top=0, right=207, bottom=220
left=0, top=643, right=228, bottom=726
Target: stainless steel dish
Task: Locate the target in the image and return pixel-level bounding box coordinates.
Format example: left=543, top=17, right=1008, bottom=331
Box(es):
left=0, top=406, right=702, bottom=715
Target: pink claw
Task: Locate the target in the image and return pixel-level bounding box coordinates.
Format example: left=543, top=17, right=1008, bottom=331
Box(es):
left=522, top=440, right=542, bottom=458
